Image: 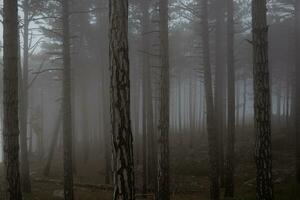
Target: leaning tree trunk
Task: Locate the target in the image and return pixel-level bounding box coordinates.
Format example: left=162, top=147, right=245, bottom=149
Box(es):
left=157, top=0, right=170, bottom=199
left=295, top=0, right=300, bottom=183
left=252, top=0, right=273, bottom=199
left=109, top=0, right=135, bottom=199
left=20, top=0, right=31, bottom=193
left=3, top=0, right=23, bottom=199
left=200, top=0, right=220, bottom=199
left=62, top=0, right=74, bottom=199
left=224, top=0, right=235, bottom=197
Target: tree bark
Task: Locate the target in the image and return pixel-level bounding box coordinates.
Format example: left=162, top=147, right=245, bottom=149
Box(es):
left=200, top=0, right=220, bottom=199
left=109, top=0, right=135, bottom=199
left=62, top=0, right=74, bottom=199
left=252, top=0, right=273, bottom=199
left=224, top=0, right=235, bottom=197
left=20, top=0, right=31, bottom=192
left=295, top=0, right=300, bottom=183
left=3, top=0, right=23, bottom=199
left=157, top=0, right=170, bottom=199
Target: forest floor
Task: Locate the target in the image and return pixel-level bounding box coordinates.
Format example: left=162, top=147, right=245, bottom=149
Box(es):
left=1, top=128, right=300, bottom=199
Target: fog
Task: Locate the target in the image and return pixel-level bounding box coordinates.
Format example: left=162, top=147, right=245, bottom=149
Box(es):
left=0, top=0, right=299, bottom=199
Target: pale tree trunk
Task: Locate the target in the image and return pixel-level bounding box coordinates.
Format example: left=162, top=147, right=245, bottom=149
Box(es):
left=224, top=0, right=235, bottom=197
left=157, top=0, right=170, bottom=199
left=3, top=0, right=23, bottom=199
left=62, top=0, right=74, bottom=199
left=109, top=0, right=135, bottom=199
left=43, top=112, right=62, bottom=177
left=252, top=0, right=273, bottom=199
left=200, top=0, right=220, bottom=199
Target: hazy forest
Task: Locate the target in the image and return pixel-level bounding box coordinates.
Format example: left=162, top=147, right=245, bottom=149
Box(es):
left=0, top=0, right=299, bottom=199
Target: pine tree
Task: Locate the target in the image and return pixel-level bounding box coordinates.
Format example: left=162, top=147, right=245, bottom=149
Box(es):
left=3, top=0, right=23, bottom=199
left=109, top=0, right=135, bottom=199
left=252, top=0, right=273, bottom=199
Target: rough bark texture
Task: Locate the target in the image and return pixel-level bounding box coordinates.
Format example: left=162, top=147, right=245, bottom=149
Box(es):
left=109, top=0, right=135, bottom=199
left=20, top=0, right=31, bottom=193
left=3, top=0, right=23, bottom=199
left=252, top=0, right=273, bottom=199
left=62, top=0, right=74, bottom=199
left=200, top=0, right=220, bottom=199
left=157, top=0, right=170, bottom=199
left=224, top=0, right=235, bottom=197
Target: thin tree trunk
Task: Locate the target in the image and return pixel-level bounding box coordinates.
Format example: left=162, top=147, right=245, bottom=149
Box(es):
left=252, top=0, right=273, bottom=199
left=62, top=0, right=74, bottom=199
left=224, top=0, right=235, bottom=197
left=201, top=0, right=220, bottom=199
left=109, top=0, right=135, bottom=199
left=295, top=0, right=300, bottom=183
left=43, top=112, right=62, bottom=177
left=3, top=0, right=23, bottom=199
left=20, top=0, right=31, bottom=192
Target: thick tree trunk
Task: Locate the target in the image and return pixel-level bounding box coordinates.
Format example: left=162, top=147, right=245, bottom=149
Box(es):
left=201, top=0, right=220, bottom=199
left=3, top=0, right=23, bottom=199
left=157, top=0, right=170, bottom=199
left=252, top=0, right=273, bottom=199
left=224, top=0, right=235, bottom=197
left=62, top=0, right=74, bottom=199
left=109, top=0, right=135, bottom=199
left=20, top=0, right=31, bottom=192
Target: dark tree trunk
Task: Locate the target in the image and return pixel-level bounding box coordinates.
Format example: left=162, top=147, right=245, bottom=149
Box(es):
left=109, top=0, right=135, bottom=199
left=295, top=0, right=300, bottom=183
left=157, top=0, right=170, bottom=199
left=20, top=0, right=31, bottom=192
left=224, top=0, right=235, bottom=197
left=214, top=0, right=226, bottom=186
left=62, top=0, right=74, bottom=199
left=200, top=0, right=220, bottom=199
left=3, top=0, right=23, bottom=199
left=252, top=0, right=273, bottom=199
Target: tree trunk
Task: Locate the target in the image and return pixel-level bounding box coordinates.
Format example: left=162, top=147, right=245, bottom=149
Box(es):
left=20, top=0, right=31, bottom=192
left=157, top=0, right=170, bottom=199
left=62, top=0, right=74, bottom=199
left=43, top=113, right=62, bottom=177
left=252, top=0, right=273, bottom=199
left=3, top=0, right=23, bottom=199
left=200, top=0, right=220, bottom=199
left=214, top=0, right=226, bottom=187
left=224, top=0, right=235, bottom=197
left=109, top=0, right=135, bottom=199
left=295, top=0, right=300, bottom=183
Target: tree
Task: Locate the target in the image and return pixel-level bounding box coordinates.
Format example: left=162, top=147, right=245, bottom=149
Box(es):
left=62, top=0, right=74, bottom=199
left=157, top=0, right=170, bottom=199
left=3, top=0, right=23, bottom=199
left=214, top=0, right=226, bottom=186
left=109, top=0, right=135, bottom=199
left=200, top=0, right=220, bottom=199
left=224, top=0, right=235, bottom=197
left=19, top=0, right=31, bottom=193
left=295, top=0, right=300, bottom=183
left=252, top=0, right=273, bottom=199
